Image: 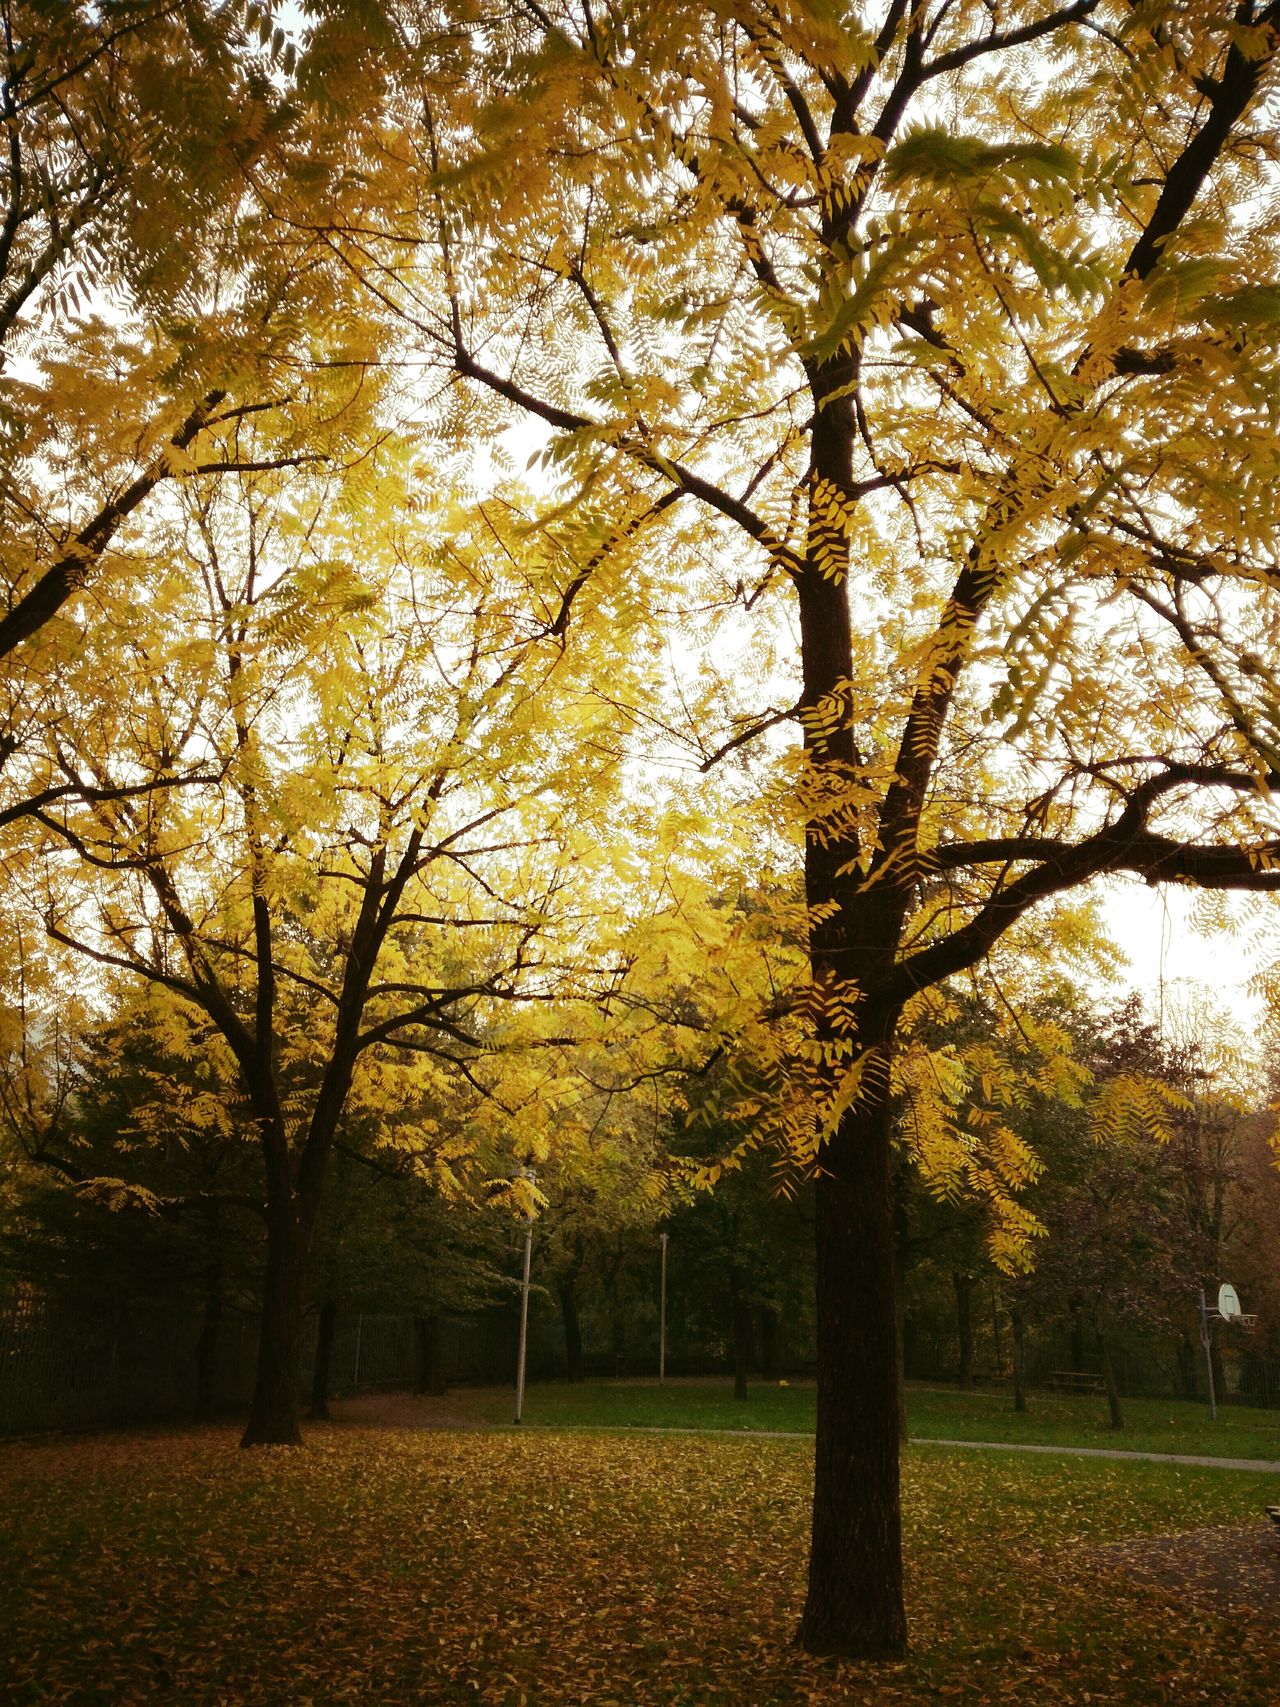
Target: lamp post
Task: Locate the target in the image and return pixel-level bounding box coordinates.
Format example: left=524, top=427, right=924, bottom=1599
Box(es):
left=659, top=1231, right=669, bottom=1384
left=514, top=1167, right=536, bottom=1425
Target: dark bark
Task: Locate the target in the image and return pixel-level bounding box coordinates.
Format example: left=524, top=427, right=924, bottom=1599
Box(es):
left=990, top=1283, right=1003, bottom=1377
left=241, top=1191, right=305, bottom=1446
left=953, top=1270, right=975, bottom=1389
left=606, top=1259, right=626, bottom=1376
left=1176, top=1331, right=1198, bottom=1399
left=237, top=844, right=418, bottom=1444
left=729, top=1269, right=752, bottom=1402
left=1099, top=1328, right=1124, bottom=1431
left=414, top=1314, right=447, bottom=1396
left=758, top=1303, right=780, bottom=1381
left=558, top=1280, right=584, bottom=1383
left=1069, top=1297, right=1086, bottom=1374
left=0, top=390, right=228, bottom=659
left=1208, top=1315, right=1226, bottom=1406
left=892, top=1183, right=909, bottom=1443
left=193, top=1206, right=224, bottom=1421
left=794, top=338, right=908, bottom=1655
left=1011, top=1307, right=1027, bottom=1415
left=797, top=1092, right=907, bottom=1658
left=193, top=1274, right=223, bottom=1421
left=309, top=1298, right=337, bottom=1420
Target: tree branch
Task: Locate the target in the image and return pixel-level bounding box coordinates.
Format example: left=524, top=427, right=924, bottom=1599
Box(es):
left=0, top=388, right=228, bottom=657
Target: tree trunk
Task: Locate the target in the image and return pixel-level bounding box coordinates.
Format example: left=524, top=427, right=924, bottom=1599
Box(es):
left=1069, top=1296, right=1086, bottom=1374
left=758, top=1304, right=780, bottom=1381
left=892, top=1181, right=909, bottom=1443
left=241, top=1198, right=305, bottom=1447
left=797, top=1092, right=907, bottom=1658
left=1099, top=1328, right=1124, bottom=1431
left=990, top=1282, right=1003, bottom=1378
left=1011, top=1306, right=1027, bottom=1414
left=414, top=1313, right=447, bottom=1396
left=953, top=1270, right=975, bottom=1389
left=1209, top=1328, right=1226, bottom=1408
left=193, top=1216, right=224, bottom=1421
left=558, top=1280, right=584, bottom=1383
left=793, top=357, right=906, bottom=1658
left=729, top=1269, right=752, bottom=1402
left=1177, top=1330, right=1198, bottom=1400
left=610, top=1295, right=625, bottom=1376
left=309, top=1298, right=337, bottom=1421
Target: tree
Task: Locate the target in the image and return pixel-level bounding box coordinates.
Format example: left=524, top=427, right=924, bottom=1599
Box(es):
left=0, top=0, right=315, bottom=659
left=534, top=1118, right=667, bottom=1384
left=311, top=0, right=1280, bottom=1655
left=305, top=1147, right=510, bottom=1416
left=7, top=436, right=639, bottom=1445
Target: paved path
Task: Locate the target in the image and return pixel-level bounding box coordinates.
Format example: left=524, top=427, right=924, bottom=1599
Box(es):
left=913, top=1436, right=1280, bottom=1473
left=608, top=1424, right=1280, bottom=1472
left=520, top=1420, right=1280, bottom=1472
left=330, top=1396, right=1280, bottom=1471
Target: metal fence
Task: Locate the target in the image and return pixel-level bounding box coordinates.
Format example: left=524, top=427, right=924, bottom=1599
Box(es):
left=5, top=1285, right=1279, bottom=1437
left=0, top=1292, right=259, bottom=1434
left=901, top=1326, right=1280, bottom=1408
left=0, top=1293, right=570, bottom=1436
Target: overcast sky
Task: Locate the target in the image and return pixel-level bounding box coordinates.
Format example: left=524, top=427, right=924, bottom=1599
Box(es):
left=1100, top=879, right=1270, bottom=1039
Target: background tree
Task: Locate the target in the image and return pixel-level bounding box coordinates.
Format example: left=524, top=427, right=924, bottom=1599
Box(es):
left=6, top=434, right=642, bottom=1444
left=0, top=975, right=265, bottom=1417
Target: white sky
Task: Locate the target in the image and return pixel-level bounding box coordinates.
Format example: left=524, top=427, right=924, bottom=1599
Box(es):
left=1099, top=879, right=1269, bottom=1038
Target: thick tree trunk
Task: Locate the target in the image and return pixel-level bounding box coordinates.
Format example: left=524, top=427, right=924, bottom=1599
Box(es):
left=558, top=1280, right=584, bottom=1383
left=892, top=1182, right=909, bottom=1444
left=414, top=1314, right=447, bottom=1396
left=1011, top=1306, right=1027, bottom=1414
left=241, top=1199, right=305, bottom=1447
left=309, top=1298, right=337, bottom=1420
left=953, top=1270, right=975, bottom=1389
left=797, top=1093, right=907, bottom=1658
left=729, top=1270, right=752, bottom=1402
left=794, top=358, right=906, bottom=1658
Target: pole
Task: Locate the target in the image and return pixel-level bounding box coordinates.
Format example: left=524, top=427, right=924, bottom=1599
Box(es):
left=1199, top=1287, right=1217, bottom=1422
left=659, top=1231, right=668, bottom=1384
left=514, top=1171, right=535, bottom=1424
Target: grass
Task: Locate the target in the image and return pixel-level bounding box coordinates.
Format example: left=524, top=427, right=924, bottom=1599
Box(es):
left=453, top=1376, right=1280, bottom=1461
left=1, top=1418, right=1277, bottom=1704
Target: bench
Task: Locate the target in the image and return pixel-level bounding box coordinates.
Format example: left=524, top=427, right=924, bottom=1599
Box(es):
left=1266, top=1505, right=1280, bottom=1530
left=1046, top=1370, right=1106, bottom=1395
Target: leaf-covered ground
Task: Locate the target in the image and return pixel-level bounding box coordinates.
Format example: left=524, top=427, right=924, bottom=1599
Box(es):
left=1, top=1422, right=1277, bottom=1704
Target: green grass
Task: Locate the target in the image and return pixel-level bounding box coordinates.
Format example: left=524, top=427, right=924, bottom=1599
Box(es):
left=907, top=1383, right=1280, bottom=1460
left=455, top=1376, right=1280, bottom=1461
left=1, top=1420, right=1276, bottom=1704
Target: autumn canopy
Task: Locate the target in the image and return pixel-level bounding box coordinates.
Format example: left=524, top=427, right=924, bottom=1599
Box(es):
left=4, top=0, right=1280, bottom=1663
